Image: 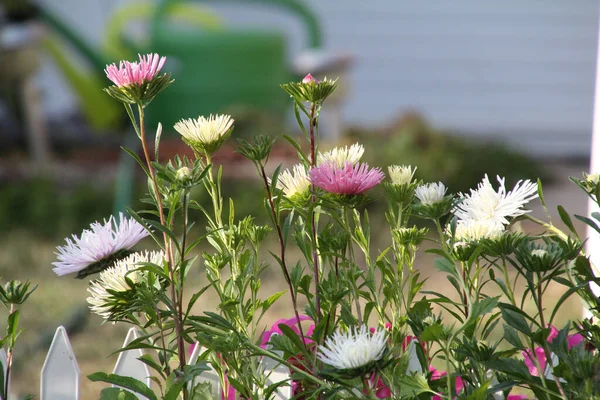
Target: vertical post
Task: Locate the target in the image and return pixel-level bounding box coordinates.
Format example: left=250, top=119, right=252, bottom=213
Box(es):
left=586, top=6, right=600, bottom=307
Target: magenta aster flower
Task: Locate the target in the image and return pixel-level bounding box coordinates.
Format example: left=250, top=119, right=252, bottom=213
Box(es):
left=53, top=213, right=149, bottom=278
left=309, top=162, right=384, bottom=195
left=104, top=53, right=166, bottom=88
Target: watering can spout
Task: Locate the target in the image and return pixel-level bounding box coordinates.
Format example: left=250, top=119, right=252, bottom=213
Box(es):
left=38, top=7, right=107, bottom=71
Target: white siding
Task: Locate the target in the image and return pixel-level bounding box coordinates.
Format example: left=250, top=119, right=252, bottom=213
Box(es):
left=39, top=0, right=599, bottom=156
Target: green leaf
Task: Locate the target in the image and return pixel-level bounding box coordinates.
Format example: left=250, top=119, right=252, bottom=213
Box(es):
left=557, top=205, right=578, bottom=236
left=537, top=179, right=547, bottom=210
left=398, top=373, right=436, bottom=397
left=99, top=387, right=139, bottom=400
left=164, top=378, right=185, bottom=400
left=434, top=257, right=458, bottom=277
left=190, top=382, right=215, bottom=400
left=121, top=147, right=149, bottom=176
left=262, top=291, right=286, bottom=313
left=421, top=323, right=444, bottom=342
left=503, top=325, right=524, bottom=349
left=88, top=373, right=157, bottom=400
left=499, top=304, right=531, bottom=335
left=574, top=214, right=600, bottom=234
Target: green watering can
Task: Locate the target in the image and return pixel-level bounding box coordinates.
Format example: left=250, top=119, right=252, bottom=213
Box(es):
left=144, top=0, right=323, bottom=129
left=40, top=0, right=322, bottom=131
left=39, top=1, right=223, bottom=130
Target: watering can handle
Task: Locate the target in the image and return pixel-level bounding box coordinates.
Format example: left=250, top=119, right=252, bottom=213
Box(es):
left=150, top=0, right=322, bottom=49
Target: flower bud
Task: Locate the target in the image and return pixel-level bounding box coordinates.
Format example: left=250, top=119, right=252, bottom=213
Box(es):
left=176, top=166, right=192, bottom=181
left=280, top=73, right=339, bottom=104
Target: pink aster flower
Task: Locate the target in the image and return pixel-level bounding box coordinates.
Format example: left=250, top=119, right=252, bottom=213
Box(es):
left=104, top=53, right=166, bottom=88
left=522, top=326, right=585, bottom=376
left=53, top=213, right=148, bottom=277
left=261, top=315, right=315, bottom=348
left=309, top=162, right=384, bottom=195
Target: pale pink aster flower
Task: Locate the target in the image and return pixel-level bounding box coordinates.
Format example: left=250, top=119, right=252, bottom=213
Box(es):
left=104, top=53, right=166, bottom=88
left=309, top=162, right=384, bottom=195
left=53, top=213, right=148, bottom=277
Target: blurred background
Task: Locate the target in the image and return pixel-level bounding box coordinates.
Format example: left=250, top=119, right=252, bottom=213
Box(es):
left=0, top=0, right=597, bottom=397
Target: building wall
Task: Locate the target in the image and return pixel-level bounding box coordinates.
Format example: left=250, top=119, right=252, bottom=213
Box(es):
left=39, top=0, right=599, bottom=156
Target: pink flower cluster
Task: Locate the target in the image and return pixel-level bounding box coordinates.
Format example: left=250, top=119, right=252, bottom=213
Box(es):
left=104, top=53, right=166, bottom=88
left=309, top=162, right=384, bottom=195
left=522, top=326, right=584, bottom=376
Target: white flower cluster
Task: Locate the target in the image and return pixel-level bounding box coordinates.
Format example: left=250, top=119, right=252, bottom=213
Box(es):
left=174, top=114, right=234, bottom=146
left=276, top=164, right=311, bottom=199
left=453, top=175, right=538, bottom=242
left=415, top=182, right=447, bottom=206
left=317, top=326, right=387, bottom=370
left=388, top=165, right=416, bottom=186
left=87, top=251, right=165, bottom=320
left=318, top=143, right=364, bottom=167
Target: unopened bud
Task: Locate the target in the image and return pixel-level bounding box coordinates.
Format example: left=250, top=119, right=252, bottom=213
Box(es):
left=176, top=167, right=192, bottom=181
left=302, top=73, right=319, bottom=84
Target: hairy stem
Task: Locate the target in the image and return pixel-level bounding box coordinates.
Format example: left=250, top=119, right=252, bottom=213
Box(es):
left=258, top=164, right=307, bottom=346
left=309, top=102, right=322, bottom=324
left=135, top=104, right=185, bottom=383
left=536, top=272, right=567, bottom=399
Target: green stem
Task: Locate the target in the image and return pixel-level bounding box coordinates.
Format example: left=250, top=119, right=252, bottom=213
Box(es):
left=308, top=102, right=322, bottom=325
left=246, top=342, right=329, bottom=388
left=258, top=163, right=307, bottom=347
left=134, top=103, right=186, bottom=389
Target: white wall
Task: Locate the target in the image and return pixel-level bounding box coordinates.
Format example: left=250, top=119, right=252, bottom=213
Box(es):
left=39, top=0, right=599, bottom=156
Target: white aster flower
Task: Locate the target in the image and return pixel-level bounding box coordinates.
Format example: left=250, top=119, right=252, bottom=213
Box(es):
left=454, top=219, right=505, bottom=242
left=318, top=143, right=364, bottom=167
left=531, top=249, right=548, bottom=258
left=388, top=165, right=416, bottom=186
left=174, top=114, right=234, bottom=154
left=454, top=175, right=538, bottom=227
left=415, top=182, right=447, bottom=206
left=176, top=166, right=191, bottom=181
left=276, top=164, right=311, bottom=198
left=87, top=251, right=164, bottom=320
left=53, top=213, right=148, bottom=277
left=317, top=326, right=387, bottom=370
left=586, top=173, right=600, bottom=185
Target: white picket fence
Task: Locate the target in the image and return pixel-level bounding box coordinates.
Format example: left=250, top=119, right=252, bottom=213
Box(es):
left=0, top=326, right=519, bottom=399
left=0, top=326, right=294, bottom=400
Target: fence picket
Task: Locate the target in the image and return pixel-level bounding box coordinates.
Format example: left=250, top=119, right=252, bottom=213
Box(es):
left=112, top=328, right=151, bottom=397
left=0, top=347, right=11, bottom=400
left=406, top=339, right=423, bottom=374
left=262, top=334, right=292, bottom=399
left=188, top=342, right=222, bottom=397
left=10, top=326, right=528, bottom=399
left=40, top=326, right=80, bottom=400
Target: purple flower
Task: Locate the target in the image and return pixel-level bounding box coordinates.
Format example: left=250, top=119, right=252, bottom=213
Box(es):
left=309, top=162, right=384, bottom=195
left=105, top=53, right=166, bottom=88
left=53, top=213, right=148, bottom=277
